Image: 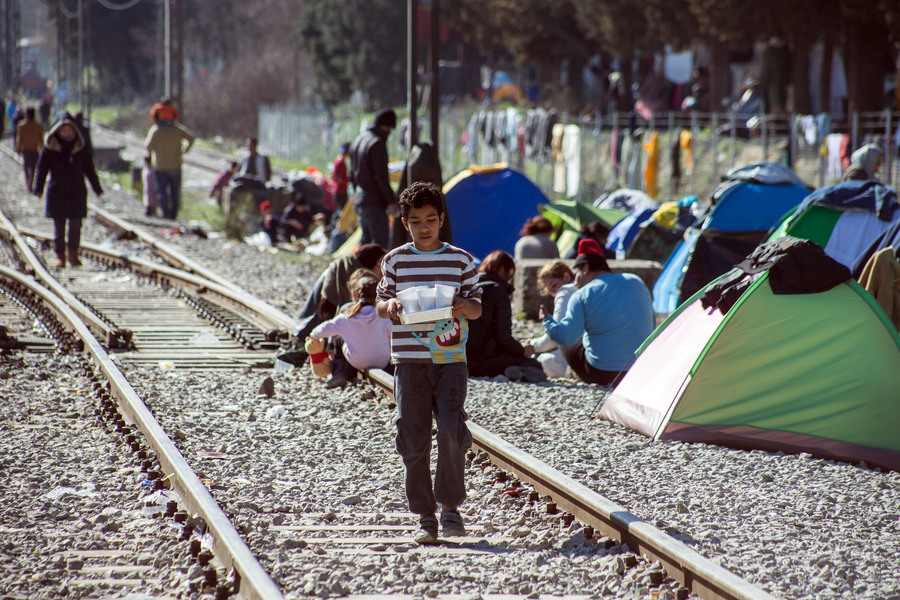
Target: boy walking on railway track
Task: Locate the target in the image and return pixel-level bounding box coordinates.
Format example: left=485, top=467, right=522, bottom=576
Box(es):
left=376, top=181, right=482, bottom=545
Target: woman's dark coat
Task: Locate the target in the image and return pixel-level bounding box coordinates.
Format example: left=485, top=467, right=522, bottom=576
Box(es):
left=32, top=113, right=102, bottom=219
left=466, top=272, right=526, bottom=360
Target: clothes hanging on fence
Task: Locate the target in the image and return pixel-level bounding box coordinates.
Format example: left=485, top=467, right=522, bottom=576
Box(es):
left=643, top=130, right=660, bottom=199
left=464, top=113, right=479, bottom=162
left=797, top=115, right=818, bottom=146
left=679, top=130, right=693, bottom=174
left=816, top=113, right=831, bottom=145
left=825, top=133, right=844, bottom=181
left=552, top=123, right=567, bottom=194
left=626, top=130, right=643, bottom=190
left=610, top=128, right=621, bottom=170
left=524, top=109, right=542, bottom=158
left=670, top=133, right=682, bottom=193
left=840, top=134, right=852, bottom=170
left=563, top=124, right=582, bottom=197
left=505, top=107, right=521, bottom=153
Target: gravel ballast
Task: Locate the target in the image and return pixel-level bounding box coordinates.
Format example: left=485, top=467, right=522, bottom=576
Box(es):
left=1, top=141, right=899, bottom=600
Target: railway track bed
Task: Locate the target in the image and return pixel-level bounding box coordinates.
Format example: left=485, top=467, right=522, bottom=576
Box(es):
left=2, top=137, right=899, bottom=600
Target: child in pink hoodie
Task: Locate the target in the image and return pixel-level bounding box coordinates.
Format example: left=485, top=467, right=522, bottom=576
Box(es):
left=309, top=269, right=393, bottom=387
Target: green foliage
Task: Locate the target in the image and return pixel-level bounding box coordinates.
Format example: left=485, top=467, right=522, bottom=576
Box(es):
left=221, top=191, right=258, bottom=241
left=297, top=0, right=407, bottom=110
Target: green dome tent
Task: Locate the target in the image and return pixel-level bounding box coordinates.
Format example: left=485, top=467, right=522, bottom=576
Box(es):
left=599, top=238, right=900, bottom=471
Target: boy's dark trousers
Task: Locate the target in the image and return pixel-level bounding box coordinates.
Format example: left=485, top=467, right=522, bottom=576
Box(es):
left=393, top=362, right=472, bottom=515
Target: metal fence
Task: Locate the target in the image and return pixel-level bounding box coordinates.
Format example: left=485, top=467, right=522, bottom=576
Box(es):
left=259, top=104, right=900, bottom=205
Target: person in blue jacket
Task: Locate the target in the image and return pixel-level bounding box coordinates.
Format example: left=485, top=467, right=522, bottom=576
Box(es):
left=540, top=239, right=655, bottom=385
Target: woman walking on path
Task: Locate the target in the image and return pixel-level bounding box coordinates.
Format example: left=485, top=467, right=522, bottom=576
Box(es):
left=32, top=112, right=103, bottom=269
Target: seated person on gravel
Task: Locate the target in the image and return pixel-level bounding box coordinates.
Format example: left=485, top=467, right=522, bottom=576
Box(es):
left=540, top=239, right=655, bottom=386
left=308, top=269, right=393, bottom=389
left=375, top=181, right=482, bottom=545
left=280, top=195, right=314, bottom=243
left=289, top=244, right=387, bottom=349
left=259, top=200, right=280, bottom=246
left=466, top=250, right=545, bottom=381
left=527, top=260, right=578, bottom=379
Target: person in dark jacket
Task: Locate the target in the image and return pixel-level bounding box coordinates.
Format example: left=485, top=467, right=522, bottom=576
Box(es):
left=349, top=108, right=398, bottom=248
left=466, top=250, right=545, bottom=380
left=32, top=112, right=103, bottom=269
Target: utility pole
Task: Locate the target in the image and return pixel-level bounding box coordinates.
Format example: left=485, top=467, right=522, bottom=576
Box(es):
left=1, top=0, right=22, bottom=95
left=175, top=0, right=183, bottom=112
left=429, top=0, right=439, bottom=148
left=407, top=0, right=418, bottom=148
left=163, top=0, right=171, bottom=99
left=77, top=0, right=84, bottom=109
left=407, top=0, right=441, bottom=149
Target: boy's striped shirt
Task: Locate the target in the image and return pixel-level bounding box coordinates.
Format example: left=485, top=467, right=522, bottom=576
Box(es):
left=377, top=243, right=482, bottom=364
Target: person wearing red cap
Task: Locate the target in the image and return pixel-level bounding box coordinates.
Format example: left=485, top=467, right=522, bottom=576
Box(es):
left=539, top=238, right=655, bottom=385
left=259, top=199, right=280, bottom=246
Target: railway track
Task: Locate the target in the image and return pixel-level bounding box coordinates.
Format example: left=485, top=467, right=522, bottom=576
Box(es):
left=0, top=140, right=780, bottom=599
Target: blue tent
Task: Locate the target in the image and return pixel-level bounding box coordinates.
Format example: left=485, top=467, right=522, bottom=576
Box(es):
left=652, top=163, right=811, bottom=314
left=606, top=207, right=657, bottom=259
left=443, top=165, right=549, bottom=260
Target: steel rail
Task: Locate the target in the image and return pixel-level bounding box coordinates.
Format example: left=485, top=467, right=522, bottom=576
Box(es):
left=364, top=369, right=776, bottom=600
left=0, top=212, right=129, bottom=347
left=0, top=264, right=285, bottom=600
left=92, top=123, right=237, bottom=174
left=1, top=146, right=776, bottom=600
left=15, top=225, right=290, bottom=338
left=74, top=203, right=778, bottom=600
left=89, top=205, right=250, bottom=298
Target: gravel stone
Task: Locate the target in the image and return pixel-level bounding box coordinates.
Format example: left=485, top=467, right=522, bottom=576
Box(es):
left=2, top=141, right=899, bottom=599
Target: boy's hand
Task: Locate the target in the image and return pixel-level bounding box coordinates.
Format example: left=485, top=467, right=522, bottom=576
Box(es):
left=381, top=298, right=403, bottom=321
left=452, top=297, right=482, bottom=319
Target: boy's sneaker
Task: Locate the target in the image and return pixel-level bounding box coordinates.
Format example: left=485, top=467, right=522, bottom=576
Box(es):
left=440, top=508, right=466, bottom=537
left=414, top=513, right=439, bottom=545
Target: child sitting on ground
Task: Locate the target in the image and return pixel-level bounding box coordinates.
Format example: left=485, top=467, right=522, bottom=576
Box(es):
left=259, top=200, right=280, bottom=246
left=209, top=161, right=238, bottom=209
left=527, top=260, right=577, bottom=378
left=142, top=155, right=157, bottom=217
left=308, top=268, right=393, bottom=388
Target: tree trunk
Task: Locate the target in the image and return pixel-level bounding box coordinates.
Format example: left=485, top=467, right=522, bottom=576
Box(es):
left=818, top=37, right=833, bottom=115
left=845, top=16, right=889, bottom=114
left=708, top=38, right=727, bottom=113
left=619, top=50, right=635, bottom=113
left=791, top=37, right=811, bottom=114
left=566, top=56, right=585, bottom=112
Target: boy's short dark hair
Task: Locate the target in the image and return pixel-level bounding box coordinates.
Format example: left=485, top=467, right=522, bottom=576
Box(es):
left=399, top=181, right=444, bottom=220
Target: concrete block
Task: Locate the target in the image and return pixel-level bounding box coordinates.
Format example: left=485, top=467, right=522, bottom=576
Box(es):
left=512, top=258, right=663, bottom=320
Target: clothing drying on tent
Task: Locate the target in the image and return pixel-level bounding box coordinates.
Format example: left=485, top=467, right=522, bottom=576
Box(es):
left=652, top=161, right=811, bottom=314
left=625, top=197, right=699, bottom=263
left=605, top=207, right=657, bottom=259
left=768, top=179, right=900, bottom=276
left=600, top=237, right=900, bottom=472
left=442, top=164, right=549, bottom=260
left=594, top=188, right=658, bottom=212
left=539, top=198, right=627, bottom=258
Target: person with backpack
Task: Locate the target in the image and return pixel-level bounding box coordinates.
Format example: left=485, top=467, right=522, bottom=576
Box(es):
left=15, top=106, right=44, bottom=190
